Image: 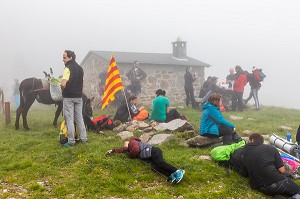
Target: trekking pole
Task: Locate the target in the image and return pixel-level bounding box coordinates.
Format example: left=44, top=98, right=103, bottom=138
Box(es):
left=122, top=89, right=132, bottom=120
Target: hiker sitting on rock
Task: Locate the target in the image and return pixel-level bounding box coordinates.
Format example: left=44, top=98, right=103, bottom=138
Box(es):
left=150, top=89, right=186, bottom=123
left=105, top=137, right=185, bottom=185
left=113, top=95, right=149, bottom=123
left=200, top=93, right=241, bottom=145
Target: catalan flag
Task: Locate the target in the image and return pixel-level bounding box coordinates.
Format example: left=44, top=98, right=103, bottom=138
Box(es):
left=101, top=55, right=124, bottom=109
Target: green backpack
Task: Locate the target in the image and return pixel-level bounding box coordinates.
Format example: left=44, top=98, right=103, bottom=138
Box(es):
left=210, top=140, right=246, bottom=161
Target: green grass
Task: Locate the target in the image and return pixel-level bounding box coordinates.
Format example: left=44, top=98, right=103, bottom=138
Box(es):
left=0, top=104, right=300, bottom=198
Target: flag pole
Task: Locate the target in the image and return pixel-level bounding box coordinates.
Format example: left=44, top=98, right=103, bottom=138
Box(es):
left=122, top=88, right=133, bottom=121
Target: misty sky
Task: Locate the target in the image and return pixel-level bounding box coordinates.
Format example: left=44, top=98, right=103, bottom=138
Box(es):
left=1, top=0, right=300, bottom=109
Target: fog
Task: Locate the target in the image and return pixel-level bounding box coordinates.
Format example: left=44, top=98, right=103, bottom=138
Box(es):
left=1, top=0, right=300, bottom=109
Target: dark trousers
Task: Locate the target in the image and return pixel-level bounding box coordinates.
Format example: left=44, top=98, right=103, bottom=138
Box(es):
left=149, top=147, right=177, bottom=177
left=165, top=109, right=181, bottom=123
left=204, top=126, right=235, bottom=145
left=258, top=177, right=300, bottom=197
left=232, top=91, right=244, bottom=112
left=184, top=87, right=195, bottom=107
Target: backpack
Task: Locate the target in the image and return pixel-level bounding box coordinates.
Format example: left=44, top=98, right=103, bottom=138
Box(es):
left=253, top=69, right=266, bottom=82
left=59, top=120, right=79, bottom=144
left=92, top=116, right=115, bottom=131
left=210, top=140, right=248, bottom=177
left=132, top=109, right=149, bottom=121
left=210, top=140, right=246, bottom=161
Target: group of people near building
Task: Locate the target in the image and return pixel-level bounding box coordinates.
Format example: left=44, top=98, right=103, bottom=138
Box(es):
left=8, top=50, right=295, bottom=197
left=199, top=65, right=264, bottom=112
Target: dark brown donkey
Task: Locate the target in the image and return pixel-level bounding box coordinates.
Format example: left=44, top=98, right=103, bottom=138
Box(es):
left=15, top=77, right=93, bottom=130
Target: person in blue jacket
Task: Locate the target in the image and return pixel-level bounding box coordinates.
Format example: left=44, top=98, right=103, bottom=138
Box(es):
left=200, top=93, right=241, bottom=145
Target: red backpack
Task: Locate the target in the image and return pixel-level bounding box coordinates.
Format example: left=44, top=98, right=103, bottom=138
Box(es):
left=92, top=116, right=115, bottom=131
left=253, top=69, right=266, bottom=82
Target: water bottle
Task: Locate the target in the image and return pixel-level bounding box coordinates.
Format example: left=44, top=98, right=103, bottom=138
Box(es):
left=286, top=132, right=292, bottom=142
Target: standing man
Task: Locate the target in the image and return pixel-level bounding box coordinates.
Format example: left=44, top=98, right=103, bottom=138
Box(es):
left=243, top=68, right=261, bottom=110
left=126, top=61, right=147, bottom=95
left=13, top=79, right=20, bottom=108
left=232, top=65, right=247, bottom=112
left=61, top=50, right=87, bottom=146
left=184, top=66, right=196, bottom=108
left=242, top=133, right=300, bottom=198
left=226, top=68, right=235, bottom=90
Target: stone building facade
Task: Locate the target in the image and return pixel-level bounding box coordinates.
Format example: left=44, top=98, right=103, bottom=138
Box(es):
left=81, top=38, right=210, bottom=107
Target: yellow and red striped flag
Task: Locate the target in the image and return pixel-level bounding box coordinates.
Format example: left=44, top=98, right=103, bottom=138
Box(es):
left=101, top=55, right=124, bottom=109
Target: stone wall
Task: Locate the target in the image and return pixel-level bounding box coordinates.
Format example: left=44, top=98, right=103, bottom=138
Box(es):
left=82, top=55, right=205, bottom=107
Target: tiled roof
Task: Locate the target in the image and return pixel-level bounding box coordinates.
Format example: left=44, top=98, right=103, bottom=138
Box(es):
left=82, top=51, right=211, bottom=68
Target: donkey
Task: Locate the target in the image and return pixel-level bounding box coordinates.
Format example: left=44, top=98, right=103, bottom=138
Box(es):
left=15, top=77, right=94, bottom=130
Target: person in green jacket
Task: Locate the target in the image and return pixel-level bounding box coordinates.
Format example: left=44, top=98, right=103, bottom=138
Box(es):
left=150, top=89, right=184, bottom=122
left=200, top=93, right=241, bottom=145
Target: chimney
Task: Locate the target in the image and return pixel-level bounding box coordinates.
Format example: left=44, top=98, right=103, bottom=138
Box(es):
left=171, top=36, right=187, bottom=58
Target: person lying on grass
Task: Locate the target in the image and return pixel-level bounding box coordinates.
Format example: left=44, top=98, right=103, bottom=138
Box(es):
left=105, top=137, right=185, bottom=185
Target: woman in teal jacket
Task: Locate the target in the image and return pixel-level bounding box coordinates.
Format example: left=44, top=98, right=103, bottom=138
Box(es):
left=200, top=93, right=241, bottom=145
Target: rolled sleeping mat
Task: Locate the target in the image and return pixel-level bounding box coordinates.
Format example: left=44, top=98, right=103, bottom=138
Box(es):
left=269, top=134, right=298, bottom=157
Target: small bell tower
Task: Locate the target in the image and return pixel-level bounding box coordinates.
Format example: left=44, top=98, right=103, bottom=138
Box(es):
left=171, top=37, right=187, bottom=58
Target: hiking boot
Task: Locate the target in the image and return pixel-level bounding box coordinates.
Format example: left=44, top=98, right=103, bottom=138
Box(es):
left=63, top=142, right=75, bottom=147
left=175, top=169, right=185, bottom=184
left=169, top=173, right=177, bottom=185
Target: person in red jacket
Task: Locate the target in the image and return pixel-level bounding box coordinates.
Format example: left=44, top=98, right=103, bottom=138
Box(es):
left=105, top=137, right=185, bottom=185
left=232, top=65, right=248, bottom=112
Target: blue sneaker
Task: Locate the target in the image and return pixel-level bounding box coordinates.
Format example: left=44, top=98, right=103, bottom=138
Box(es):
left=63, top=142, right=75, bottom=147
left=175, top=169, right=185, bottom=184
left=169, top=173, right=176, bottom=185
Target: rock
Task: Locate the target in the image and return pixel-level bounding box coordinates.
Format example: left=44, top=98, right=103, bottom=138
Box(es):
left=137, top=121, right=150, bottom=129
left=242, top=130, right=252, bottom=136
left=143, top=127, right=154, bottom=132
left=262, top=134, right=270, bottom=140
left=117, top=131, right=134, bottom=140
left=242, top=137, right=249, bottom=142
left=280, top=126, right=293, bottom=131
left=186, top=135, right=222, bottom=147
left=126, top=124, right=139, bottom=132
left=113, top=123, right=128, bottom=132
left=139, top=132, right=155, bottom=143
left=147, top=134, right=174, bottom=145
left=197, top=155, right=212, bottom=160
left=154, top=119, right=193, bottom=132
left=230, top=115, right=243, bottom=120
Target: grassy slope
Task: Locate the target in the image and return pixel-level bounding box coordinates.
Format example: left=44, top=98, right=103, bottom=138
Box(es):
left=0, top=104, right=300, bottom=199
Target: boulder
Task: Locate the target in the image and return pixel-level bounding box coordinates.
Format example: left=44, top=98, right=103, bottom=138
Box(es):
left=139, top=132, right=155, bottom=143
left=154, top=119, right=193, bottom=132
left=147, top=134, right=174, bottom=145
left=280, top=126, right=293, bottom=131
left=186, top=135, right=222, bottom=147
left=113, top=123, right=128, bottom=132
left=117, top=131, right=134, bottom=140
left=137, top=121, right=150, bottom=129
left=242, top=130, right=252, bottom=136
left=230, top=115, right=243, bottom=120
